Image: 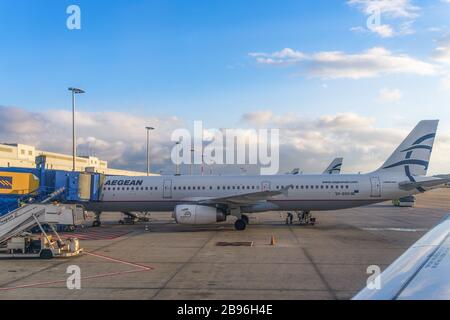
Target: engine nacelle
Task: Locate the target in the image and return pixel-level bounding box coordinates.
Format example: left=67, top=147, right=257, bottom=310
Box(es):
left=174, top=204, right=226, bottom=225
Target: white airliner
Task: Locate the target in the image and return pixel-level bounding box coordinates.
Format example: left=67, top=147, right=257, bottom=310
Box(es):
left=87, top=120, right=448, bottom=230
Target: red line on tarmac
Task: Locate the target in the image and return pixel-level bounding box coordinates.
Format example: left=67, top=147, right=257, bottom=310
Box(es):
left=60, top=231, right=131, bottom=241
left=0, top=269, right=148, bottom=291
left=84, top=252, right=153, bottom=270
left=61, top=231, right=130, bottom=239
left=0, top=252, right=154, bottom=292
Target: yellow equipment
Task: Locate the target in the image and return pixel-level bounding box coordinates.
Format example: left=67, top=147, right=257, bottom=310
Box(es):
left=0, top=171, right=40, bottom=195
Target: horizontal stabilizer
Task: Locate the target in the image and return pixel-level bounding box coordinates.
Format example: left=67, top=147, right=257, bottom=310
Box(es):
left=399, top=178, right=450, bottom=191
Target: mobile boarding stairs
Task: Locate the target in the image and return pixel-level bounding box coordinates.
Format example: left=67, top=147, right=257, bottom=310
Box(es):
left=0, top=188, right=83, bottom=259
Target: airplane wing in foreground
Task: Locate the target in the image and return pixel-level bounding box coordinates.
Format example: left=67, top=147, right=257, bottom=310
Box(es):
left=353, top=214, right=450, bottom=300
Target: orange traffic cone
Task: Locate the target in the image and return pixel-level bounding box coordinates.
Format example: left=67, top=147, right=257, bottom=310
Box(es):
left=270, top=235, right=276, bottom=246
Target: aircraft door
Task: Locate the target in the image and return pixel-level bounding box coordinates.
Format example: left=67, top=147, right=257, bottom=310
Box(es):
left=370, top=177, right=381, bottom=197
left=163, top=179, right=173, bottom=199
left=261, top=181, right=271, bottom=191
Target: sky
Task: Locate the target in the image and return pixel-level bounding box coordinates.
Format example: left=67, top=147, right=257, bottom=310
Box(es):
left=1, top=0, right=450, bottom=175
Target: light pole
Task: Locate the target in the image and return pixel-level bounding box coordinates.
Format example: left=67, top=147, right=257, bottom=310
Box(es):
left=201, top=153, right=205, bottom=176
left=145, top=126, right=155, bottom=176
left=203, top=154, right=214, bottom=175
left=190, top=148, right=195, bottom=175
left=68, top=87, right=85, bottom=172
left=175, top=140, right=181, bottom=176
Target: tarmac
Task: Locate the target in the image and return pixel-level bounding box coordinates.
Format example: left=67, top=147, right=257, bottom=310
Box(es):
left=0, top=188, right=449, bottom=300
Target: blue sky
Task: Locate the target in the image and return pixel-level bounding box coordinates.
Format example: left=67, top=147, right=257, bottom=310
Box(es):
left=1, top=0, right=450, bottom=174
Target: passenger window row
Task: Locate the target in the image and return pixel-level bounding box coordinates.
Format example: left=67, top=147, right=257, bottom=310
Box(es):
left=103, top=184, right=350, bottom=192
left=172, top=185, right=261, bottom=191
left=276, top=185, right=350, bottom=190
left=104, top=186, right=158, bottom=191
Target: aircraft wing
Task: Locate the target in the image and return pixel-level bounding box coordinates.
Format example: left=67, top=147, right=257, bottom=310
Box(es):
left=399, top=178, right=450, bottom=191
left=189, top=185, right=293, bottom=206
left=353, top=214, right=450, bottom=300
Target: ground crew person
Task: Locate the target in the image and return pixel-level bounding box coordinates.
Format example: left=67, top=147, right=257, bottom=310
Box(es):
left=286, top=212, right=294, bottom=224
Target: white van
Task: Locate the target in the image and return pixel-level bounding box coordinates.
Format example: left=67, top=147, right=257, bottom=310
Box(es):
left=393, top=196, right=416, bottom=207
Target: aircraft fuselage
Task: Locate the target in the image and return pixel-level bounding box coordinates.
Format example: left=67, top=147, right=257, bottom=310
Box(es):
left=86, top=173, right=414, bottom=213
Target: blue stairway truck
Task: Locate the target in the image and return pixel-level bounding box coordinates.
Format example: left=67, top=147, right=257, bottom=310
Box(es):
left=0, top=166, right=104, bottom=217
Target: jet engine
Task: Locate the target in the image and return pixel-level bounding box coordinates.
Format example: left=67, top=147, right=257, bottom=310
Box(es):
left=174, top=204, right=226, bottom=225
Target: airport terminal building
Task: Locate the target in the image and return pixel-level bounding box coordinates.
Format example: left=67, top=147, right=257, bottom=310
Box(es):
left=0, top=143, right=154, bottom=176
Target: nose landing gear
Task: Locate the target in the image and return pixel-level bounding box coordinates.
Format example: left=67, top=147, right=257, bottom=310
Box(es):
left=92, top=212, right=102, bottom=227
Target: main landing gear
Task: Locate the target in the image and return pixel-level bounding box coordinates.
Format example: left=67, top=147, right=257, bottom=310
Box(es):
left=297, top=211, right=316, bottom=226
left=234, top=214, right=249, bottom=231
left=92, top=212, right=102, bottom=227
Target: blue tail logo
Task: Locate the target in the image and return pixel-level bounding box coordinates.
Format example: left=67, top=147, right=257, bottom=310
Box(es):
left=382, top=133, right=435, bottom=192
left=382, top=133, right=435, bottom=171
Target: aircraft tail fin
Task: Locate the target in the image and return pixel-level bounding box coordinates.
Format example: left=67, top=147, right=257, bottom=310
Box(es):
left=375, top=120, right=439, bottom=176
left=323, top=158, right=343, bottom=174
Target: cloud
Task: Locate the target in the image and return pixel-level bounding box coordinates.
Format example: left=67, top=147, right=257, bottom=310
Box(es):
left=308, top=47, right=437, bottom=79
left=1, top=106, right=449, bottom=175
left=370, top=24, right=395, bottom=38
left=250, top=47, right=438, bottom=79
left=431, top=36, right=450, bottom=90
left=378, top=88, right=403, bottom=103
left=240, top=111, right=449, bottom=175
left=0, top=105, right=184, bottom=173
left=241, top=111, right=401, bottom=173
left=440, top=75, right=450, bottom=91
left=348, top=0, right=419, bottom=18
left=249, top=48, right=307, bottom=66
left=351, top=22, right=413, bottom=38
left=348, top=0, right=419, bottom=37
left=433, top=36, right=450, bottom=64
left=428, top=27, right=444, bottom=33
left=241, top=110, right=275, bottom=126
